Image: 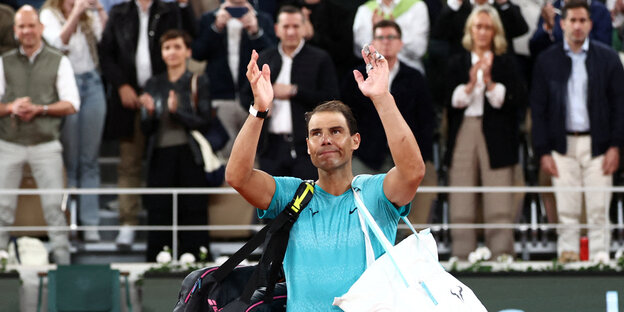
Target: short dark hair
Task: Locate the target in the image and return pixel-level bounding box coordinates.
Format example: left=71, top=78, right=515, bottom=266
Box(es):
left=304, top=101, right=358, bottom=136
left=159, top=29, right=192, bottom=49
left=562, top=0, right=590, bottom=19
left=373, top=20, right=402, bottom=38
left=277, top=4, right=304, bottom=20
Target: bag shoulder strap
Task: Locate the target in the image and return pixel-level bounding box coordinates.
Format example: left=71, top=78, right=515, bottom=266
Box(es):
left=211, top=181, right=315, bottom=304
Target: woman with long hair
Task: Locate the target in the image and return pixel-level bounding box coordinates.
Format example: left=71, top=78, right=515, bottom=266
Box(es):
left=41, top=0, right=108, bottom=241
left=446, top=5, right=525, bottom=259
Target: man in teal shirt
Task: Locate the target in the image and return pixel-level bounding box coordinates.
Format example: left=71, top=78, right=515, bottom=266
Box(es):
left=225, top=44, right=425, bottom=310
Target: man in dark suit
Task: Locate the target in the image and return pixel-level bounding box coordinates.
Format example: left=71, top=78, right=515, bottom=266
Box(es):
left=99, top=0, right=197, bottom=248
left=192, top=0, right=276, bottom=158
left=531, top=0, right=624, bottom=262
left=242, top=5, right=339, bottom=180
left=342, top=20, right=436, bottom=226
left=529, top=0, right=612, bottom=58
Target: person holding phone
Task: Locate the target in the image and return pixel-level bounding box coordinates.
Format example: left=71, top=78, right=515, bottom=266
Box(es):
left=193, top=0, right=275, bottom=159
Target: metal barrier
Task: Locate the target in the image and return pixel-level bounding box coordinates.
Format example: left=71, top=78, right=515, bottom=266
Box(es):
left=3, top=185, right=623, bottom=260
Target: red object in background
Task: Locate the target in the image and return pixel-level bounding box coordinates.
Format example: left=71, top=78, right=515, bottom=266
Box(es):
left=580, top=236, right=589, bottom=261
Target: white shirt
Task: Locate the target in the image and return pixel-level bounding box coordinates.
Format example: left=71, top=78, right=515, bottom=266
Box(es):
left=451, top=52, right=505, bottom=116
left=269, top=40, right=305, bottom=134
left=226, top=18, right=244, bottom=85
left=0, top=45, right=81, bottom=111
left=353, top=0, right=429, bottom=73
left=135, top=0, right=152, bottom=88
left=564, top=39, right=590, bottom=132
left=446, top=0, right=494, bottom=11
left=40, top=8, right=102, bottom=74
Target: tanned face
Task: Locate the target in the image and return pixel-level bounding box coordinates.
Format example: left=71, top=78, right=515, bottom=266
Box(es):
left=306, top=111, right=360, bottom=172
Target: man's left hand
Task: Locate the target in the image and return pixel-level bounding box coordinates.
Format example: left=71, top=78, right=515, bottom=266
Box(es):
left=240, top=8, right=259, bottom=35
left=353, top=45, right=390, bottom=101
left=603, top=147, right=620, bottom=175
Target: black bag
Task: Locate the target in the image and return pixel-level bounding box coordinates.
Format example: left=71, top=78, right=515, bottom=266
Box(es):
left=173, top=181, right=315, bottom=312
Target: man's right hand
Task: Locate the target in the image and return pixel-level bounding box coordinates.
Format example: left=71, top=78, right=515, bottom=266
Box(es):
left=214, top=2, right=232, bottom=32
left=541, top=2, right=555, bottom=31
left=246, top=50, right=273, bottom=113
left=139, top=93, right=155, bottom=116
left=118, top=84, right=139, bottom=110
left=541, top=154, right=559, bottom=177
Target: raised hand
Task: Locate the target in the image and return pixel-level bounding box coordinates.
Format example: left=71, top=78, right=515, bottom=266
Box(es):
left=353, top=44, right=390, bottom=100
left=246, top=50, right=273, bottom=112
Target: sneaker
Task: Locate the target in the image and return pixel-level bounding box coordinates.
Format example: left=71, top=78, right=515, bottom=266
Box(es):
left=115, top=226, right=135, bottom=248
left=84, top=229, right=101, bottom=242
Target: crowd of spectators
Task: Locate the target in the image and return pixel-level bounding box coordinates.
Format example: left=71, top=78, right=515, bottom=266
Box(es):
left=1, top=0, right=624, bottom=263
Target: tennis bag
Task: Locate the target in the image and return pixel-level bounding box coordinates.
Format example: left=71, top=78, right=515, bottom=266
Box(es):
left=173, top=181, right=315, bottom=312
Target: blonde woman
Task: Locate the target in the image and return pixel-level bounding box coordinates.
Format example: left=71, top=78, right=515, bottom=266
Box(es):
left=41, top=0, right=107, bottom=242
left=445, top=5, right=525, bottom=259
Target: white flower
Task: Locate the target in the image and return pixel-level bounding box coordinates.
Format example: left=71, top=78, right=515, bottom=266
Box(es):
left=468, top=251, right=479, bottom=264
left=593, top=251, right=610, bottom=264
left=615, top=249, right=624, bottom=260
left=156, top=250, right=172, bottom=264
left=215, top=256, right=229, bottom=266
left=179, top=253, right=196, bottom=265
left=0, top=250, right=8, bottom=260
left=475, top=246, right=492, bottom=261
left=496, top=254, right=514, bottom=265
left=199, top=246, right=208, bottom=255
left=448, top=256, right=459, bottom=265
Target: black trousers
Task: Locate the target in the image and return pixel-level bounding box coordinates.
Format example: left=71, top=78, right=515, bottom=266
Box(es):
left=260, top=134, right=318, bottom=180
left=144, top=144, right=211, bottom=262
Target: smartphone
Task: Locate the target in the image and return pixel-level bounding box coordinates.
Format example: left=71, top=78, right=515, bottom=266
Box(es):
left=225, top=6, right=249, bottom=18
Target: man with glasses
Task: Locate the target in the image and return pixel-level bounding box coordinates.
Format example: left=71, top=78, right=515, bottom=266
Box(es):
left=353, top=0, right=429, bottom=73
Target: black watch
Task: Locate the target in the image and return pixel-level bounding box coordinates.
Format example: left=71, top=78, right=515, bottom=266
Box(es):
left=249, top=105, right=269, bottom=119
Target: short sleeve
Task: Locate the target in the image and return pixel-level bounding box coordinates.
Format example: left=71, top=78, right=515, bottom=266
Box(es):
left=258, top=176, right=303, bottom=220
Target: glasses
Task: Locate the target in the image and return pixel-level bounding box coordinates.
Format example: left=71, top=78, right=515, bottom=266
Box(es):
left=373, top=35, right=399, bottom=41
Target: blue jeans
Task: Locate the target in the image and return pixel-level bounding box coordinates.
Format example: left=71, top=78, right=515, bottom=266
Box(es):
left=61, top=70, right=106, bottom=226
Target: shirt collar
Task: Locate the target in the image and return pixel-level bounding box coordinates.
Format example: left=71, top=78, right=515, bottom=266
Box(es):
left=19, top=43, right=44, bottom=63
left=563, top=37, right=590, bottom=54
left=469, top=0, right=495, bottom=6
left=135, top=0, right=153, bottom=13
left=278, top=39, right=305, bottom=59
left=377, top=0, right=400, bottom=9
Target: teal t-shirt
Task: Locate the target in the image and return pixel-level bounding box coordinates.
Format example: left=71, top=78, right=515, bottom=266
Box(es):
left=259, top=174, right=410, bottom=311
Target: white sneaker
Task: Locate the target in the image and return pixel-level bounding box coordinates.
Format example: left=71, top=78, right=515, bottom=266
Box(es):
left=84, top=229, right=101, bottom=242
left=116, top=226, right=135, bottom=248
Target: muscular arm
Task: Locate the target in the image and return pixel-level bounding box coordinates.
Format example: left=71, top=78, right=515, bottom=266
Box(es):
left=354, top=47, right=425, bottom=207
left=225, top=50, right=276, bottom=210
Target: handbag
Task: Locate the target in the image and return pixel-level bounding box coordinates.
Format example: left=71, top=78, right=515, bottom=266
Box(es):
left=332, top=176, right=487, bottom=312
left=189, top=74, right=229, bottom=186
left=173, top=181, right=315, bottom=312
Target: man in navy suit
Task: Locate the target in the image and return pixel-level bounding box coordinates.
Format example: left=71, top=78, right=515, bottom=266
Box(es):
left=531, top=0, right=624, bottom=262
